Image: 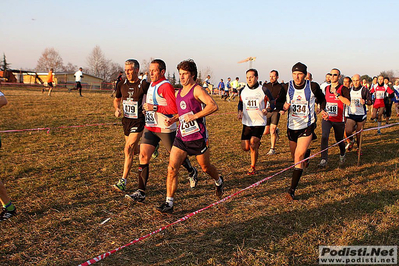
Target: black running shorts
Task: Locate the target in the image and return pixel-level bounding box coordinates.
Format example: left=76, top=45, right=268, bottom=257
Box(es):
left=347, top=114, right=366, bottom=122
left=241, top=125, right=265, bottom=140
left=173, top=136, right=208, bottom=156
left=122, top=117, right=144, bottom=136
left=287, top=123, right=316, bottom=143
left=141, top=128, right=176, bottom=152
left=266, top=111, right=280, bottom=126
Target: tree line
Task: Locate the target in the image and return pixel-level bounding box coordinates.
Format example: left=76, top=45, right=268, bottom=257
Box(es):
left=34, top=46, right=123, bottom=83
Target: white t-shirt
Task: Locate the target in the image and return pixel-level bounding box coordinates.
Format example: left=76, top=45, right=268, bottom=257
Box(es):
left=74, top=70, right=83, bottom=82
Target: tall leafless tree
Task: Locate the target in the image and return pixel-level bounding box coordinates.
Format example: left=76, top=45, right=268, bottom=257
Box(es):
left=36, top=48, right=64, bottom=72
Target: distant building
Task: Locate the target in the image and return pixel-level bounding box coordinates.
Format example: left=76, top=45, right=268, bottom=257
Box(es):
left=1, top=69, right=103, bottom=90
left=23, top=72, right=104, bottom=89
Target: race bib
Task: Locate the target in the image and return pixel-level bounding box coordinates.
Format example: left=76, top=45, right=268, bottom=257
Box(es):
left=245, top=97, right=259, bottom=110
left=326, top=102, right=338, bottom=116
left=145, top=111, right=157, bottom=125
left=179, top=111, right=200, bottom=137
left=123, top=99, right=138, bottom=119
left=291, top=100, right=308, bottom=117
left=376, top=91, right=384, bottom=99
left=351, top=98, right=361, bottom=107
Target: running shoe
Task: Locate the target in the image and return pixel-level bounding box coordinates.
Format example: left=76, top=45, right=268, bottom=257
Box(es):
left=152, top=144, right=159, bottom=159
left=266, top=148, right=276, bottom=155
left=318, top=159, right=327, bottom=169
left=0, top=207, right=16, bottom=221
left=112, top=179, right=126, bottom=192
left=156, top=202, right=174, bottom=214
left=188, top=167, right=198, bottom=189
left=345, top=139, right=355, bottom=151
left=215, top=176, right=224, bottom=198
left=285, top=189, right=295, bottom=201
left=125, top=189, right=146, bottom=202
left=377, top=130, right=382, bottom=135
left=247, top=167, right=257, bottom=175
left=339, top=154, right=346, bottom=168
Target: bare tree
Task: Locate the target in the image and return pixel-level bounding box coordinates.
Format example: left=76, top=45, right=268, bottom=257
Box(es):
left=379, top=70, right=395, bottom=80
left=86, top=45, right=107, bottom=79
left=63, top=62, right=78, bottom=72
left=36, top=47, right=64, bottom=72
left=141, top=58, right=154, bottom=74
left=108, top=61, right=123, bottom=82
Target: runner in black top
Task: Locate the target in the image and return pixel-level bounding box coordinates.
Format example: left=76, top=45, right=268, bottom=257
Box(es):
left=112, top=59, right=150, bottom=193
left=262, top=70, right=285, bottom=155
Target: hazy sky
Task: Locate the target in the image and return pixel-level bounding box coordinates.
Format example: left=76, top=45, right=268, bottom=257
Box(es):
left=1, top=0, right=398, bottom=84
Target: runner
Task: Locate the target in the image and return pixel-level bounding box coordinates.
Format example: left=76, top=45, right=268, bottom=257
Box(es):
left=112, top=59, right=150, bottom=193
left=393, top=79, right=399, bottom=116
left=0, top=91, right=17, bottom=221
left=221, top=77, right=231, bottom=101
left=262, top=70, right=285, bottom=155
left=370, top=75, right=394, bottom=134
left=74, top=67, right=84, bottom=97
left=320, top=73, right=332, bottom=95
left=217, top=79, right=225, bottom=97
left=125, top=59, right=197, bottom=202
left=43, top=68, right=54, bottom=96
left=344, top=74, right=372, bottom=155
left=319, top=68, right=351, bottom=168
left=111, top=71, right=123, bottom=98
left=238, top=69, right=273, bottom=175
left=156, top=59, right=224, bottom=213
left=279, top=62, right=326, bottom=200
left=383, top=77, right=394, bottom=124
left=229, top=77, right=240, bottom=101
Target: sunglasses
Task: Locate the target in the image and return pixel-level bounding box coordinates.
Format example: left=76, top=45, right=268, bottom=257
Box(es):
left=328, top=73, right=339, bottom=77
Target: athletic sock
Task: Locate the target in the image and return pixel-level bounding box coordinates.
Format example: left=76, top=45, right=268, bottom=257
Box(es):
left=215, top=176, right=223, bottom=186
left=4, top=201, right=15, bottom=211
left=182, top=157, right=194, bottom=173
left=290, top=168, right=303, bottom=192
left=138, top=164, right=149, bottom=191
left=166, top=197, right=174, bottom=206
left=378, top=121, right=381, bottom=128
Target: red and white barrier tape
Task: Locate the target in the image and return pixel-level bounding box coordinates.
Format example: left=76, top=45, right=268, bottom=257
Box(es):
left=78, top=122, right=399, bottom=266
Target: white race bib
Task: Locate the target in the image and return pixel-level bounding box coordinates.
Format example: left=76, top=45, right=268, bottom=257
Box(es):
left=145, top=111, right=157, bottom=125
left=123, top=99, right=138, bottom=119
left=326, top=102, right=338, bottom=116
left=245, top=97, right=260, bottom=110
left=376, top=91, right=384, bottom=99
left=179, top=111, right=200, bottom=137
left=291, top=100, right=308, bottom=117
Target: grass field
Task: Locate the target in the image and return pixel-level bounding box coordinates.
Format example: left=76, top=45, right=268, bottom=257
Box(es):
left=0, top=86, right=398, bottom=266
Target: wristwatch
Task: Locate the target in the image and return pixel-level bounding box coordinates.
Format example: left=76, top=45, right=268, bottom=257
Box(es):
left=153, top=105, right=158, bottom=111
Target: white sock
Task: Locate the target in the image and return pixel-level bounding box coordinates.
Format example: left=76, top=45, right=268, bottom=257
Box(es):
left=215, top=177, right=223, bottom=186
left=378, top=122, right=381, bottom=128
left=166, top=197, right=174, bottom=206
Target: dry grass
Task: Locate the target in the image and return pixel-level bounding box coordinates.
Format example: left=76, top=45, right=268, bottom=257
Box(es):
left=0, top=86, right=398, bottom=266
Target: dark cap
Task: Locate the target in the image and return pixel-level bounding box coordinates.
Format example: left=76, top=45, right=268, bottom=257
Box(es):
left=292, top=62, right=307, bottom=75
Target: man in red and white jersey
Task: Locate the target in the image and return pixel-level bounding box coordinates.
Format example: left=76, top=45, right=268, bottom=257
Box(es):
left=318, top=68, right=351, bottom=168
left=125, top=59, right=197, bottom=202
left=370, top=75, right=394, bottom=134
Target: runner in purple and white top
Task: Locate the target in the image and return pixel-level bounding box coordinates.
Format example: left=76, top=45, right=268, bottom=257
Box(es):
left=156, top=59, right=224, bottom=214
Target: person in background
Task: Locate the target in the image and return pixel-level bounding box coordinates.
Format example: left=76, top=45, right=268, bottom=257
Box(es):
left=0, top=91, right=17, bottom=221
